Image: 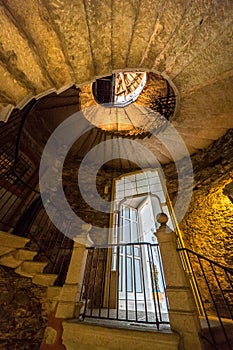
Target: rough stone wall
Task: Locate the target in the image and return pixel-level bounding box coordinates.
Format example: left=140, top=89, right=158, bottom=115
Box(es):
left=63, top=152, right=132, bottom=244
left=0, top=266, right=47, bottom=350
left=164, top=129, right=233, bottom=266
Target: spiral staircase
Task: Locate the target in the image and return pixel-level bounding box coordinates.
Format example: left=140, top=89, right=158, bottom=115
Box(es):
left=0, top=0, right=232, bottom=163
left=0, top=1, right=233, bottom=349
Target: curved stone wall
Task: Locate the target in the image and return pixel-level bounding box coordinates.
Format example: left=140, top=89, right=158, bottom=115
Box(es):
left=164, top=129, right=233, bottom=266
left=0, top=0, right=232, bottom=159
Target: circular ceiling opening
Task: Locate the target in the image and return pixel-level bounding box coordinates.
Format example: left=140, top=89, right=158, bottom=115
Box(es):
left=92, top=72, right=147, bottom=107
left=80, top=72, right=176, bottom=139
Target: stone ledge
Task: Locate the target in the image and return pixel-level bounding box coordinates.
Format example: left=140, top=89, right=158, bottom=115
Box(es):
left=62, top=320, right=180, bottom=350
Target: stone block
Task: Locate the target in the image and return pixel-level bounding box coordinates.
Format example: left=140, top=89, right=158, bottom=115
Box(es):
left=20, top=261, right=48, bottom=273
left=0, top=246, right=15, bottom=257
left=13, top=249, right=37, bottom=261
left=59, top=284, right=80, bottom=302
left=44, top=326, right=57, bottom=345
left=56, top=301, right=75, bottom=319
left=47, top=286, right=62, bottom=300
left=32, top=273, right=58, bottom=287
left=62, top=321, right=180, bottom=350
left=166, top=287, right=196, bottom=312
left=0, top=253, right=22, bottom=268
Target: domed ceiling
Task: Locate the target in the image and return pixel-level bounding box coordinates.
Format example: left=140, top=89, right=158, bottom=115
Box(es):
left=0, top=0, right=232, bottom=167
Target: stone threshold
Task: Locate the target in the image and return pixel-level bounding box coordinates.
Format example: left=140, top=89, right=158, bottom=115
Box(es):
left=73, top=317, right=172, bottom=333
left=62, top=319, right=180, bottom=350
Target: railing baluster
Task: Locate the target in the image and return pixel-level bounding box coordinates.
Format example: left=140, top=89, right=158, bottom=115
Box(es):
left=116, top=245, right=119, bottom=320
left=99, top=248, right=108, bottom=318
left=178, top=248, right=233, bottom=349
left=107, top=247, right=113, bottom=319
left=139, top=243, right=148, bottom=323
left=125, top=244, right=128, bottom=321
left=91, top=247, right=101, bottom=317
left=149, top=244, right=161, bottom=327
left=210, top=263, right=233, bottom=320
left=83, top=248, right=95, bottom=319
left=132, top=243, right=138, bottom=322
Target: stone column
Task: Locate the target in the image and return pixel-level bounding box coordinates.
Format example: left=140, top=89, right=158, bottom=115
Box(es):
left=55, top=224, right=93, bottom=319
left=155, top=213, right=203, bottom=350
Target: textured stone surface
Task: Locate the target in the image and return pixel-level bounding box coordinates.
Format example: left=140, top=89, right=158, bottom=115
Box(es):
left=62, top=320, right=180, bottom=350
left=164, top=129, right=233, bottom=267
left=3, top=0, right=73, bottom=90
left=111, top=0, right=141, bottom=70
left=41, top=0, right=95, bottom=83
left=0, top=0, right=232, bottom=165
left=126, top=0, right=164, bottom=68
left=84, top=0, right=112, bottom=77
left=141, top=0, right=190, bottom=69
left=0, top=266, right=47, bottom=350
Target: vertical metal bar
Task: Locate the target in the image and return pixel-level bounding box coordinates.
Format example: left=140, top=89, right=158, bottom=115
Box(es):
left=90, top=247, right=101, bottom=317
left=225, top=270, right=233, bottom=302
left=185, top=252, right=215, bottom=344
left=49, top=216, right=68, bottom=273
left=150, top=244, right=162, bottom=326
left=132, top=243, right=138, bottom=322
left=211, top=263, right=233, bottom=320
left=139, top=243, right=148, bottom=322
left=147, top=244, right=159, bottom=328
left=79, top=248, right=89, bottom=302
left=107, top=247, right=113, bottom=319
left=125, top=244, right=128, bottom=321
left=99, top=248, right=108, bottom=318
left=198, top=256, right=230, bottom=346
left=83, top=248, right=95, bottom=319
left=156, top=244, right=169, bottom=313
left=0, top=182, right=19, bottom=212
left=116, top=245, right=120, bottom=320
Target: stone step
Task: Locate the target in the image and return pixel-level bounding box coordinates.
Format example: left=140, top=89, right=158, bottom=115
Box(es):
left=0, top=246, right=15, bottom=257
left=0, top=253, right=22, bottom=268
left=0, top=231, right=29, bottom=248
left=200, top=316, right=233, bottom=349
left=47, top=286, right=62, bottom=300
left=32, top=273, right=58, bottom=287
left=15, top=261, right=48, bottom=277
left=13, top=249, right=37, bottom=261
left=20, top=260, right=48, bottom=273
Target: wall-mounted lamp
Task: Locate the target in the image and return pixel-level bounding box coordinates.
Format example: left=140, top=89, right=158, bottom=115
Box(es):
left=223, top=181, right=233, bottom=204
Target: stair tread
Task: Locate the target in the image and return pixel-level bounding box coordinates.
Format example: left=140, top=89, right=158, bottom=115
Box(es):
left=20, top=261, right=48, bottom=273
left=0, top=231, right=29, bottom=248
left=32, top=273, right=58, bottom=286
left=13, top=249, right=37, bottom=260
left=0, top=254, right=22, bottom=268
left=0, top=246, right=15, bottom=257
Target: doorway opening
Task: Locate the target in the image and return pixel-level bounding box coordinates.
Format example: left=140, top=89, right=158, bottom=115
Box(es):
left=80, top=169, right=176, bottom=328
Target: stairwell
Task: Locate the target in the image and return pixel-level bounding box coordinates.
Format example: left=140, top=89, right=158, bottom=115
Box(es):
left=1, top=229, right=233, bottom=349
left=0, top=230, right=58, bottom=287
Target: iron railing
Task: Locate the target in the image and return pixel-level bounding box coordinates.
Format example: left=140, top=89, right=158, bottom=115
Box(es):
left=178, top=248, right=233, bottom=350
left=79, top=242, right=169, bottom=329
left=0, top=104, right=73, bottom=286
left=0, top=167, right=74, bottom=285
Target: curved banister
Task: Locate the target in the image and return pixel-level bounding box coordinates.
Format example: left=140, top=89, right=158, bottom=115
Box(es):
left=177, top=247, right=233, bottom=274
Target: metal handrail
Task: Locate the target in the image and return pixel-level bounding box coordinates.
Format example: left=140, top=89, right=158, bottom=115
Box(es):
left=178, top=248, right=233, bottom=274
left=177, top=247, right=233, bottom=350
left=0, top=109, right=73, bottom=286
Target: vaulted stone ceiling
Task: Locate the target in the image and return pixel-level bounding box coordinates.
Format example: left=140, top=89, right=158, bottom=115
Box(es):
left=0, top=0, right=232, bottom=165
